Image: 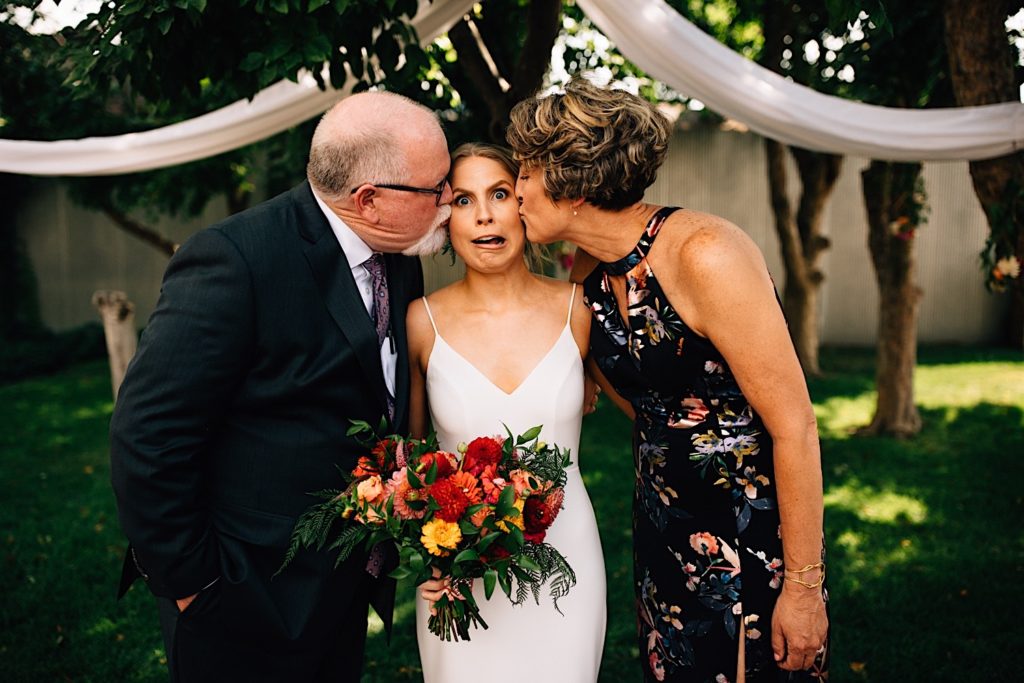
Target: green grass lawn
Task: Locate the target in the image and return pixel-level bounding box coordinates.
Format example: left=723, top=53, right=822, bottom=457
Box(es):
left=1, top=347, right=1021, bottom=682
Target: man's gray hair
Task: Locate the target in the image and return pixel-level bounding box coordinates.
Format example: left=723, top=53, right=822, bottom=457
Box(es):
left=306, top=91, right=439, bottom=199
left=307, top=130, right=406, bottom=199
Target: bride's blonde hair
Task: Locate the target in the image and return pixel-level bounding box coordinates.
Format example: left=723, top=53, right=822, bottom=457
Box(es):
left=449, top=142, right=549, bottom=272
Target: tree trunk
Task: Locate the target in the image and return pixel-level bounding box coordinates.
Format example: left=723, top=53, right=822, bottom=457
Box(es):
left=765, top=140, right=842, bottom=376
left=445, top=0, right=561, bottom=143
left=760, top=3, right=843, bottom=377
left=92, top=290, right=138, bottom=399
left=943, top=0, right=1024, bottom=347
left=0, top=173, right=45, bottom=340
left=860, top=161, right=924, bottom=437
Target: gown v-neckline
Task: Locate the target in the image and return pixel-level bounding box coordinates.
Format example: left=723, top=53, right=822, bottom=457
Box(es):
left=431, top=325, right=572, bottom=397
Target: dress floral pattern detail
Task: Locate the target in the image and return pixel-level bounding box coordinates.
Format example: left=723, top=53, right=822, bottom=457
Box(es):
left=584, top=207, right=828, bottom=682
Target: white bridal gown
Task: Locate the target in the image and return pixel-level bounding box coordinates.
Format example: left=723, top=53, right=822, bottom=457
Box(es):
left=415, top=284, right=607, bottom=683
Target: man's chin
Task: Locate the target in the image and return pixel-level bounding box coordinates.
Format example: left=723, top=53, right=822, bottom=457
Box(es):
left=401, top=225, right=448, bottom=257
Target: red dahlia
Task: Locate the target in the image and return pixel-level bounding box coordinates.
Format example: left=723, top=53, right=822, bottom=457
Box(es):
left=417, top=451, right=457, bottom=478
left=463, top=437, right=503, bottom=475
left=483, top=545, right=511, bottom=562
left=523, top=495, right=555, bottom=533
left=523, top=530, right=547, bottom=544
left=429, top=478, right=471, bottom=522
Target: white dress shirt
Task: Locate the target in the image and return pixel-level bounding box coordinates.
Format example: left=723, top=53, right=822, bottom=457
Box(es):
left=312, top=190, right=397, bottom=399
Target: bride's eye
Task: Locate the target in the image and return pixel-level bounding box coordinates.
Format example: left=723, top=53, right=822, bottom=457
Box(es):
left=454, top=195, right=471, bottom=207
left=493, top=189, right=509, bottom=201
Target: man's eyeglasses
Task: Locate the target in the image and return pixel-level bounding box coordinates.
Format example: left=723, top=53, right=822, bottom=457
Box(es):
left=350, top=179, right=449, bottom=206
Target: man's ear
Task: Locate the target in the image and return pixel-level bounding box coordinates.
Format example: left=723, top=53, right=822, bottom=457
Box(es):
left=351, top=185, right=381, bottom=223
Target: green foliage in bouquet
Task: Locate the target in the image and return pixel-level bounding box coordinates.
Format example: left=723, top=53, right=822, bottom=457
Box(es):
left=279, top=420, right=577, bottom=642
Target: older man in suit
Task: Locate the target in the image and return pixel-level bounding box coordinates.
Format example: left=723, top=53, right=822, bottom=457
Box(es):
left=110, top=91, right=452, bottom=682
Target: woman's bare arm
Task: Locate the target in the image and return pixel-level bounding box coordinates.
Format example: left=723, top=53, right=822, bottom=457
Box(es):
left=671, top=219, right=827, bottom=672
left=405, top=298, right=434, bottom=440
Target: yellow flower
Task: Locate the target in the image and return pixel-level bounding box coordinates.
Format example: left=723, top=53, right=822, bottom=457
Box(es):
left=421, top=518, right=462, bottom=557
left=495, top=498, right=525, bottom=532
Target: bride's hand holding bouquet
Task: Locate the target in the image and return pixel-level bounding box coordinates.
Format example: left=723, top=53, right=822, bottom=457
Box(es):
left=279, top=421, right=577, bottom=642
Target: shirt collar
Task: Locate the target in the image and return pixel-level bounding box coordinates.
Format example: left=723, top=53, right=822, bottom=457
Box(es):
left=312, top=188, right=374, bottom=269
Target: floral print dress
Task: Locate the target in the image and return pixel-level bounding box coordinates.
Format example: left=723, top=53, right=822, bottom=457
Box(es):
left=583, top=207, right=828, bottom=682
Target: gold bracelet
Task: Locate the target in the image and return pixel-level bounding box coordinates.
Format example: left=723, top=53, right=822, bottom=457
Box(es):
left=784, top=572, right=825, bottom=589
left=786, top=562, right=825, bottom=575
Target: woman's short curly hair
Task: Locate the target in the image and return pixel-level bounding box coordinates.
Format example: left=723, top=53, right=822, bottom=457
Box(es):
left=506, top=78, right=672, bottom=210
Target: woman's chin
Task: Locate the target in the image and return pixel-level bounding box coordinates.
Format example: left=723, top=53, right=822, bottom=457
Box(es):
left=525, top=228, right=556, bottom=245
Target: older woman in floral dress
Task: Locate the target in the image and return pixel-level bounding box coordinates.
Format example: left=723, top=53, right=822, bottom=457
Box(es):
left=506, top=78, right=829, bottom=683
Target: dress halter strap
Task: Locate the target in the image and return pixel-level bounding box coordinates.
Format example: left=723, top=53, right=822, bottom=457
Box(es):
left=566, top=283, right=577, bottom=326
left=421, top=297, right=439, bottom=336
left=603, top=206, right=681, bottom=276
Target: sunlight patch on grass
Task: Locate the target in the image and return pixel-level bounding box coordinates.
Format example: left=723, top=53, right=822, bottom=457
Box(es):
left=915, top=363, right=1024, bottom=408
left=85, top=617, right=117, bottom=637
left=72, top=403, right=113, bottom=420
left=825, top=483, right=928, bottom=525
left=367, top=591, right=418, bottom=636
left=835, top=529, right=862, bottom=552
left=813, top=394, right=875, bottom=437
left=832, top=533, right=922, bottom=584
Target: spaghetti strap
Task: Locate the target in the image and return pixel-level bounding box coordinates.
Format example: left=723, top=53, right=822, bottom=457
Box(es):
left=421, top=297, right=439, bottom=336
left=566, top=283, right=577, bottom=326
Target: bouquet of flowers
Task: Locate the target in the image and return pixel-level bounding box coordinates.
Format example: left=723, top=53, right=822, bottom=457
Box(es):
left=279, top=421, right=577, bottom=642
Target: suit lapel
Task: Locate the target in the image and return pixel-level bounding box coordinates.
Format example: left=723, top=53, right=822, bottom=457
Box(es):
left=293, top=183, right=389, bottom=417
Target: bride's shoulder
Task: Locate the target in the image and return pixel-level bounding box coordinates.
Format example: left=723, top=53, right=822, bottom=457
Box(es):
left=419, top=281, right=464, bottom=313
left=407, top=283, right=463, bottom=332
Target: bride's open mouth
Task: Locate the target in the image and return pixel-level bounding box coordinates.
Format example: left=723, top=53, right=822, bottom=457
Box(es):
left=471, top=235, right=506, bottom=247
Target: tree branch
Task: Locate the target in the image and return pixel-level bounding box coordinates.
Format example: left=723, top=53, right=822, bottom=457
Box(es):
left=447, top=19, right=507, bottom=122
left=510, top=0, right=562, bottom=101
left=102, top=206, right=178, bottom=257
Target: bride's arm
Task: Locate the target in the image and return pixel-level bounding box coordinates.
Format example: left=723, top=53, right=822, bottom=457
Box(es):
left=405, top=298, right=433, bottom=439
left=585, top=355, right=636, bottom=420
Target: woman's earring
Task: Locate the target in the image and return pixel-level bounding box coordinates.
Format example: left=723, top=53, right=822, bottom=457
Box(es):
left=573, top=209, right=578, bottom=217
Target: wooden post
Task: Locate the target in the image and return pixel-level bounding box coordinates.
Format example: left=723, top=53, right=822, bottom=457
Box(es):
left=92, top=290, right=137, bottom=400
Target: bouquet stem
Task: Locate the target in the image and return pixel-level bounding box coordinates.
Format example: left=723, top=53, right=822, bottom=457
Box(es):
left=427, top=579, right=488, bottom=642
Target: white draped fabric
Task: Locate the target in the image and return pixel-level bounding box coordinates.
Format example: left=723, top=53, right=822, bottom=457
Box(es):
left=0, top=0, right=1021, bottom=176
left=0, top=0, right=477, bottom=176
left=576, top=0, right=1023, bottom=161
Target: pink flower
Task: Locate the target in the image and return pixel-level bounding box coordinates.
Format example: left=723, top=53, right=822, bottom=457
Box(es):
left=395, top=440, right=408, bottom=470
left=356, top=475, right=385, bottom=505
left=689, top=532, right=719, bottom=556
left=480, top=465, right=507, bottom=504
left=649, top=653, right=665, bottom=681
left=509, top=469, right=539, bottom=496
left=385, top=470, right=427, bottom=520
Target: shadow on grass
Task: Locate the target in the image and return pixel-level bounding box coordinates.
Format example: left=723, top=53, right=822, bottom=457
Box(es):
left=821, top=402, right=1023, bottom=682
left=2, top=358, right=1019, bottom=682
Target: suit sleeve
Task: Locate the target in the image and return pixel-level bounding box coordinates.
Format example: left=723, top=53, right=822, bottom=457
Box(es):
left=110, top=227, right=255, bottom=599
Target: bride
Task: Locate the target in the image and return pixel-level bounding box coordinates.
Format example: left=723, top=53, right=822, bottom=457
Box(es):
left=406, top=143, right=607, bottom=682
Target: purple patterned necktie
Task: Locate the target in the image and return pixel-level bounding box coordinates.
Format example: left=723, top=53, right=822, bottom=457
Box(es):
left=362, top=253, right=395, bottom=422
left=362, top=253, right=392, bottom=579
